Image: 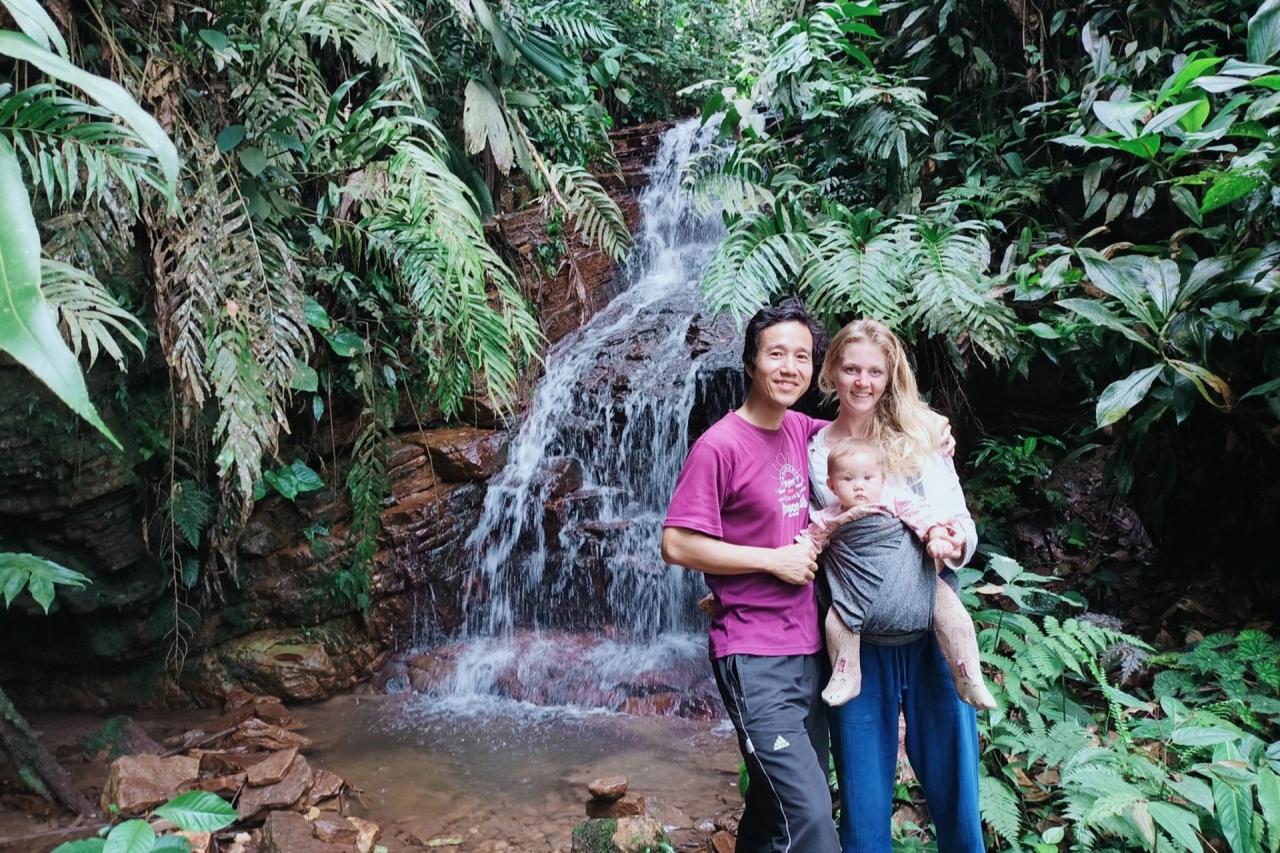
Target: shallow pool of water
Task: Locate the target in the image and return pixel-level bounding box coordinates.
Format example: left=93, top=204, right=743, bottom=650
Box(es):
left=298, top=694, right=741, bottom=851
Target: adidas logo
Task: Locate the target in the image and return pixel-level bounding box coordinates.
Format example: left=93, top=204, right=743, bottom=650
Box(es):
left=772, top=735, right=790, bottom=751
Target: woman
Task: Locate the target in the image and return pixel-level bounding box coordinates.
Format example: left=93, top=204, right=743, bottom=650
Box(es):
left=809, top=319, right=984, bottom=852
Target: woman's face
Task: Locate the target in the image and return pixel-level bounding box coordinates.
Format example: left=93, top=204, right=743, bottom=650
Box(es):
left=833, top=339, right=889, bottom=417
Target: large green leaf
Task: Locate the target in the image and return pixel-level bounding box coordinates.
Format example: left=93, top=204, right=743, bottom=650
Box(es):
left=1259, top=767, right=1280, bottom=853
left=1097, top=364, right=1164, bottom=427
left=153, top=790, right=238, bottom=833
left=102, top=820, right=155, bottom=853
left=1202, top=173, right=1263, bottom=213
left=463, top=79, right=513, bottom=174
left=1057, top=298, right=1158, bottom=351
left=0, top=0, right=68, bottom=56
left=0, top=552, right=89, bottom=612
left=1214, top=777, right=1260, bottom=853
left=0, top=138, right=120, bottom=447
left=1148, top=801, right=1205, bottom=852
left=0, top=31, right=178, bottom=197
left=1079, top=250, right=1161, bottom=330
left=1169, top=359, right=1233, bottom=409
left=50, top=840, right=106, bottom=853
left=1250, top=0, right=1280, bottom=64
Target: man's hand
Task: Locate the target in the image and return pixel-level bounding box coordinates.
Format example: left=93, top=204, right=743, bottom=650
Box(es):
left=766, top=539, right=819, bottom=585
left=939, top=420, right=957, bottom=458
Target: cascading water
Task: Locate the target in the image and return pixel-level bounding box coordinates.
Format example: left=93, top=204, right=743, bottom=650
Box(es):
left=418, top=119, right=742, bottom=714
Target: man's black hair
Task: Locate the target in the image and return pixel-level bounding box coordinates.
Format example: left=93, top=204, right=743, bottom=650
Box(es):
left=741, top=296, right=827, bottom=381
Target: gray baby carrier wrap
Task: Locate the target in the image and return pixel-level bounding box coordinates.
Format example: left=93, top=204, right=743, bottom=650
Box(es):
left=819, top=513, right=937, bottom=645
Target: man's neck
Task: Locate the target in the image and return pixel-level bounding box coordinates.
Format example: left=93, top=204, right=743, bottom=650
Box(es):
left=737, top=390, right=787, bottom=430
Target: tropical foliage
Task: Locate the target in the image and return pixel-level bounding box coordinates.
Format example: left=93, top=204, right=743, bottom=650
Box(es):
left=688, top=0, right=1280, bottom=564
left=0, top=0, right=662, bottom=600
left=952, top=556, right=1280, bottom=853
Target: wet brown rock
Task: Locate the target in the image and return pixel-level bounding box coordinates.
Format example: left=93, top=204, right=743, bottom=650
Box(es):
left=588, top=776, right=629, bottom=801
left=710, top=830, right=735, bottom=853
left=237, top=755, right=314, bottom=820
left=349, top=815, right=381, bottom=853
left=101, top=754, right=200, bottom=815
left=175, top=831, right=213, bottom=853
left=222, top=632, right=340, bottom=702
left=413, top=428, right=508, bottom=482
left=305, top=768, right=346, bottom=805
left=232, top=718, right=313, bottom=751
left=313, top=816, right=361, bottom=844
left=194, top=772, right=246, bottom=797
left=194, top=749, right=268, bottom=774
left=260, top=810, right=319, bottom=852
left=586, top=792, right=646, bottom=819
left=84, top=715, right=163, bottom=760
left=246, top=747, right=299, bottom=786
left=406, top=652, right=456, bottom=693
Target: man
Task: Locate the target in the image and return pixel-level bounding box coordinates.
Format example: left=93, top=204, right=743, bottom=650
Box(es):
left=661, top=298, right=838, bottom=853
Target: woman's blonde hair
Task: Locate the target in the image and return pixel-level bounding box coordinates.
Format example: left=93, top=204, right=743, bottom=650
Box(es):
left=817, top=319, right=947, bottom=476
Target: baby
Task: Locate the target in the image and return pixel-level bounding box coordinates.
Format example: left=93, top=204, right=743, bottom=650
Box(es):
left=809, top=438, right=996, bottom=710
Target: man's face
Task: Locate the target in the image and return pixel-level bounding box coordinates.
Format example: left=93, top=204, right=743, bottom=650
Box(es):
left=828, top=451, right=886, bottom=508
left=748, top=321, right=814, bottom=409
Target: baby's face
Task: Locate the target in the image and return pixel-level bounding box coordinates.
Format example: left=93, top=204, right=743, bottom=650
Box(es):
left=828, top=451, right=886, bottom=508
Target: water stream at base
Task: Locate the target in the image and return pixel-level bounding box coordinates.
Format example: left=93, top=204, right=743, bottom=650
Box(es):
left=413, top=119, right=740, bottom=715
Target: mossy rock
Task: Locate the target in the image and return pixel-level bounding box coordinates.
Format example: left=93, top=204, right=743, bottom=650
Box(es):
left=83, top=715, right=161, bottom=760
left=570, top=816, right=668, bottom=853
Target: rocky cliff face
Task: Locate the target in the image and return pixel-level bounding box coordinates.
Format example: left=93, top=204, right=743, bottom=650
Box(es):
left=0, top=122, right=672, bottom=711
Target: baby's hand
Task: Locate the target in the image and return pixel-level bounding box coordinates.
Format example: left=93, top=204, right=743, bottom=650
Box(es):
left=926, top=538, right=951, bottom=559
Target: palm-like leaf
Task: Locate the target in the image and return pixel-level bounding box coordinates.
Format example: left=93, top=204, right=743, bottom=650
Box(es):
left=800, top=212, right=905, bottom=324
left=700, top=204, right=814, bottom=321
left=893, top=217, right=1016, bottom=359
left=546, top=162, right=632, bottom=261
left=681, top=143, right=776, bottom=216
left=41, top=259, right=146, bottom=369
left=1, top=84, right=165, bottom=209
left=357, top=138, right=542, bottom=415
left=264, top=0, right=436, bottom=102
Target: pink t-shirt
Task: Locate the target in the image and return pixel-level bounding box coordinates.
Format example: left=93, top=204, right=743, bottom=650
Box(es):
left=663, top=410, right=826, bottom=658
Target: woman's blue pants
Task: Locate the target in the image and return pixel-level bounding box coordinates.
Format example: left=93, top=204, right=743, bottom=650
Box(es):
left=828, top=635, right=984, bottom=853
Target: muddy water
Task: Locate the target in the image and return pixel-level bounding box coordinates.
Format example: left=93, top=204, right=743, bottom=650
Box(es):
left=298, top=695, right=742, bottom=852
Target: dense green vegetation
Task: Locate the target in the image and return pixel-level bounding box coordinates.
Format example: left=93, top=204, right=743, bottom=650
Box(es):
left=0, top=0, right=757, bottom=604
left=4, top=0, right=1280, bottom=850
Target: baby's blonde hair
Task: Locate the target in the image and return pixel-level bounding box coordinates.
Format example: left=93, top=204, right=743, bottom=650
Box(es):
left=818, top=319, right=948, bottom=477
left=827, top=437, right=884, bottom=474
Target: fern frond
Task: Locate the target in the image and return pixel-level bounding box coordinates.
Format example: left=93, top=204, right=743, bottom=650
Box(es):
left=526, top=1, right=618, bottom=50
left=801, top=210, right=905, bottom=324
left=844, top=84, right=934, bottom=168
left=978, top=774, right=1022, bottom=845
left=681, top=142, right=776, bottom=216
left=264, top=0, right=436, bottom=102
left=1, top=84, right=164, bottom=210
left=701, top=204, right=814, bottom=321
left=546, top=162, right=632, bottom=260
left=168, top=479, right=215, bottom=548
left=356, top=138, right=542, bottom=415
left=41, top=259, right=147, bottom=370
left=891, top=217, right=1016, bottom=359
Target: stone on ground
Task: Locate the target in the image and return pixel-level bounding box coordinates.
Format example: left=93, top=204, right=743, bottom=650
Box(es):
left=586, top=792, right=645, bottom=819
left=587, top=775, right=628, bottom=800
left=100, top=754, right=200, bottom=815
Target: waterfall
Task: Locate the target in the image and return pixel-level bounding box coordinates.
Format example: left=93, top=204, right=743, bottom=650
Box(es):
left=419, top=119, right=741, bottom=714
